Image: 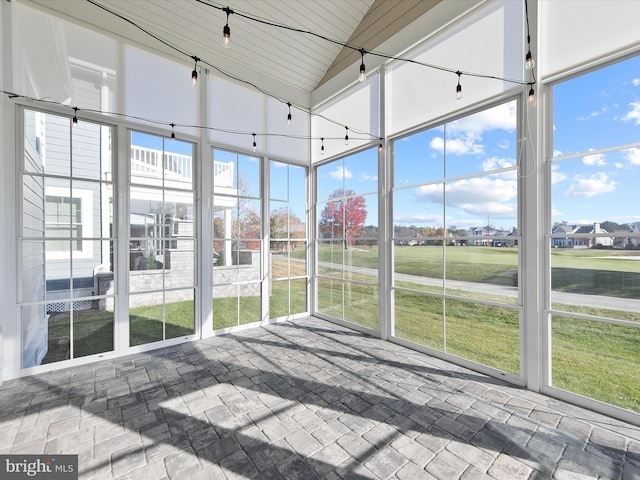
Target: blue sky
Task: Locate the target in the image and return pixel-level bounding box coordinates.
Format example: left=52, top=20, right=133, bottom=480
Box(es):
left=316, top=55, right=640, bottom=233
left=551, top=55, right=640, bottom=228
left=133, top=54, right=640, bottom=233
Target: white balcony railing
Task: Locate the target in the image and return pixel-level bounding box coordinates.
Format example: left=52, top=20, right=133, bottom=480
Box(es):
left=131, top=145, right=234, bottom=187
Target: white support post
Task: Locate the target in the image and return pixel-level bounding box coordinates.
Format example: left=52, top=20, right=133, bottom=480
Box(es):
left=378, top=66, right=391, bottom=341
left=522, top=0, right=543, bottom=392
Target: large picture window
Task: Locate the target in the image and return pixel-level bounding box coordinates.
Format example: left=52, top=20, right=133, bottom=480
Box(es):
left=391, top=100, right=521, bottom=376
left=548, top=55, right=640, bottom=413
left=270, top=161, right=308, bottom=319
left=315, top=148, right=379, bottom=331
left=20, top=110, right=114, bottom=367
left=212, top=149, right=263, bottom=329
left=129, top=131, right=196, bottom=346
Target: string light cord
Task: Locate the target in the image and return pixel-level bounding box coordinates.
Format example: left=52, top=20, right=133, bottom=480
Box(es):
left=86, top=0, right=192, bottom=58
left=84, top=0, right=529, bottom=132
left=195, top=0, right=530, bottom=87
left=84, top=0, right=378, bottom=139
left=1, top=89, right=373, bottom=147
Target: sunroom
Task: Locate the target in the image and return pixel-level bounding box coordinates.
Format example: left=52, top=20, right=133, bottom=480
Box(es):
left=1, top=0, right=639, bottom=433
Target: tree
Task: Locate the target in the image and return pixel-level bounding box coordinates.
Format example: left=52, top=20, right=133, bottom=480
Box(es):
left=234, top=176, right=261, bottom=250
left=319, top=188, right=367, bottom=248
left=270, top=207, right=305, bottom=253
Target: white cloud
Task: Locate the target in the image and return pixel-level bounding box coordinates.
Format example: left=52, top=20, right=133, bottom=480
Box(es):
left=481, top=157, right=515, bottom=171
left=463, top=202, right=517, bottom=217
left=553, top=149, right=563, bottom=158
left=360, top=172, right=378, bottom=181
left=427, top=102, right=516, bottom=157
left=393, top=213, right=442, bottom=224
left=582, top=151, right=607, bottom=166
left=414, top=177, right=517, bottom=219
left=551, top=165, right=567, bottom=184
left=429, top=136, right=483, bottom=155
left=448, top=102, right=517, bottom=136
left=564, top=172, right=617, bottom=198
left=623, top=148, right=640, bottom=165
left=578, top=106, right=609, bottom=120
left=329, top=166, right=352, bottom=179
left=633, top=78, right=640, bottom=86
left=622, top=102, right=640, bottom=125
left=615, top=162, right=624, bottom=169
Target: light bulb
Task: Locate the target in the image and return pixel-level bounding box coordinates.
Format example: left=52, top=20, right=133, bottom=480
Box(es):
left=287, top=103, right=292, bottom=125
left=525, top=51, right=535, bottom=70
left=528, top=87, right=536, bottom=105
left=223, top=24, right=231, bottom=48
left=321, top=138, right=325, bottom=155
left=72, top=107, right=78, bottom=127
left=344, top=127, right=349, bottom=145
left=359, top=62, right=365, bottom=82
left=191, top=57, right=200, bottom=86
left=455, top=71, right=462, bottom=100
left=252, top=133, right=257, bottom=152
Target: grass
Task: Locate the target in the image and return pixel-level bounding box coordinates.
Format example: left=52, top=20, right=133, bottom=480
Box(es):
left=43, top=245, right=640, bottom=412
left=315, top=245, right=639, bottom=411
left=552, top=315, right=640, bottom=412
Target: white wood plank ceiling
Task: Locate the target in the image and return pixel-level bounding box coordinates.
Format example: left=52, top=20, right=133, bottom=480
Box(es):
left=24, top=0, right=447, bottom=106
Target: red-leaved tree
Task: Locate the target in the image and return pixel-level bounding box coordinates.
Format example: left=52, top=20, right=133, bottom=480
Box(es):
left=319, top=188, right=367, bottom=247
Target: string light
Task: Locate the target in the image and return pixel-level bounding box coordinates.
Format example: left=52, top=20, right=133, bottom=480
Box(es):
left=287, top=102, right=292, bottom=125
left=3, top=89, right=379, bottom=150
left=88, top=0, right=531, bottom=144
left=191, top=56, right=200, bottom=85
left=252, top=133, right=257, bottom=152
left=223, top=6, right=232, bottom=48
left=321, top=137, right=325, bottom=155
left=170, top=122, right=176, bottom=140
left=359, top=48, right=366, bottom=82
left=455, top=71, right=462, bottom=100
left=344, top=127, right=349, bottom=145
left=525, top=49, right=535, bottom=71
left=528, top=85, right=536, bottom=105
left=72, top=107, right=78, bottom=127
left=524, top=0, right=535, bottom=70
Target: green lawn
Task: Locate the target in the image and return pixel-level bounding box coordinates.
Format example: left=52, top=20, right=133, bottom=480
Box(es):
left=43, top=245, right=640, bottom=412
left=314, top=244, right=640, bottom=412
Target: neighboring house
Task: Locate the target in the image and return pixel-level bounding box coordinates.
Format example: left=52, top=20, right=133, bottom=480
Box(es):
left=468, top=225, right=516, bottom=246
left=551, top=222, right=614, bottom=248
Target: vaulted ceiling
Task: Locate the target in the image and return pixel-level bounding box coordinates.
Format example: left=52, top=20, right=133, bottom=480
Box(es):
left=25, top=0, right=478, bottom=107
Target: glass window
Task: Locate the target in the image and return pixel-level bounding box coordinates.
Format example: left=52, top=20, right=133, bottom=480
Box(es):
left=315, top=148, right=379, bottom=331
left=19, top=110, right=115, bottom=367
left=392, top=100, right=521, bottom=375
left=549, top=55, right=640, bottom=412
left=212, top=149, right=263, bottom=329
left=270, top=161, right=308, bottom=319
left=129, top=131, right=195, bottom=345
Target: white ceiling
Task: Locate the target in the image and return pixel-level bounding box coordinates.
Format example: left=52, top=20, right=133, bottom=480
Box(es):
left=24, top=0, right=466, bottom=107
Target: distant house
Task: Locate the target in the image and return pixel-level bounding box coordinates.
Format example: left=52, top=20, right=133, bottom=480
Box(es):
left=468, top=225, right=516, bottom=246
left=551, top=222, right=613, bottom=248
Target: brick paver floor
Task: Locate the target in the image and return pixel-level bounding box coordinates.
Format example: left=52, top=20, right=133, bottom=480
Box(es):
left=1, top=317, right=639, bottom=479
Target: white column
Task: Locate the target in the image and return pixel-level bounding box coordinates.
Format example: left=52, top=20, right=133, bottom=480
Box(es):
left=199, top=67, right=213, bottom=336
left=1, top=0, right=18, bottom=381
left=378, top=66, right=391, bottom=341
left=522, top=0, right=543, bottom=392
